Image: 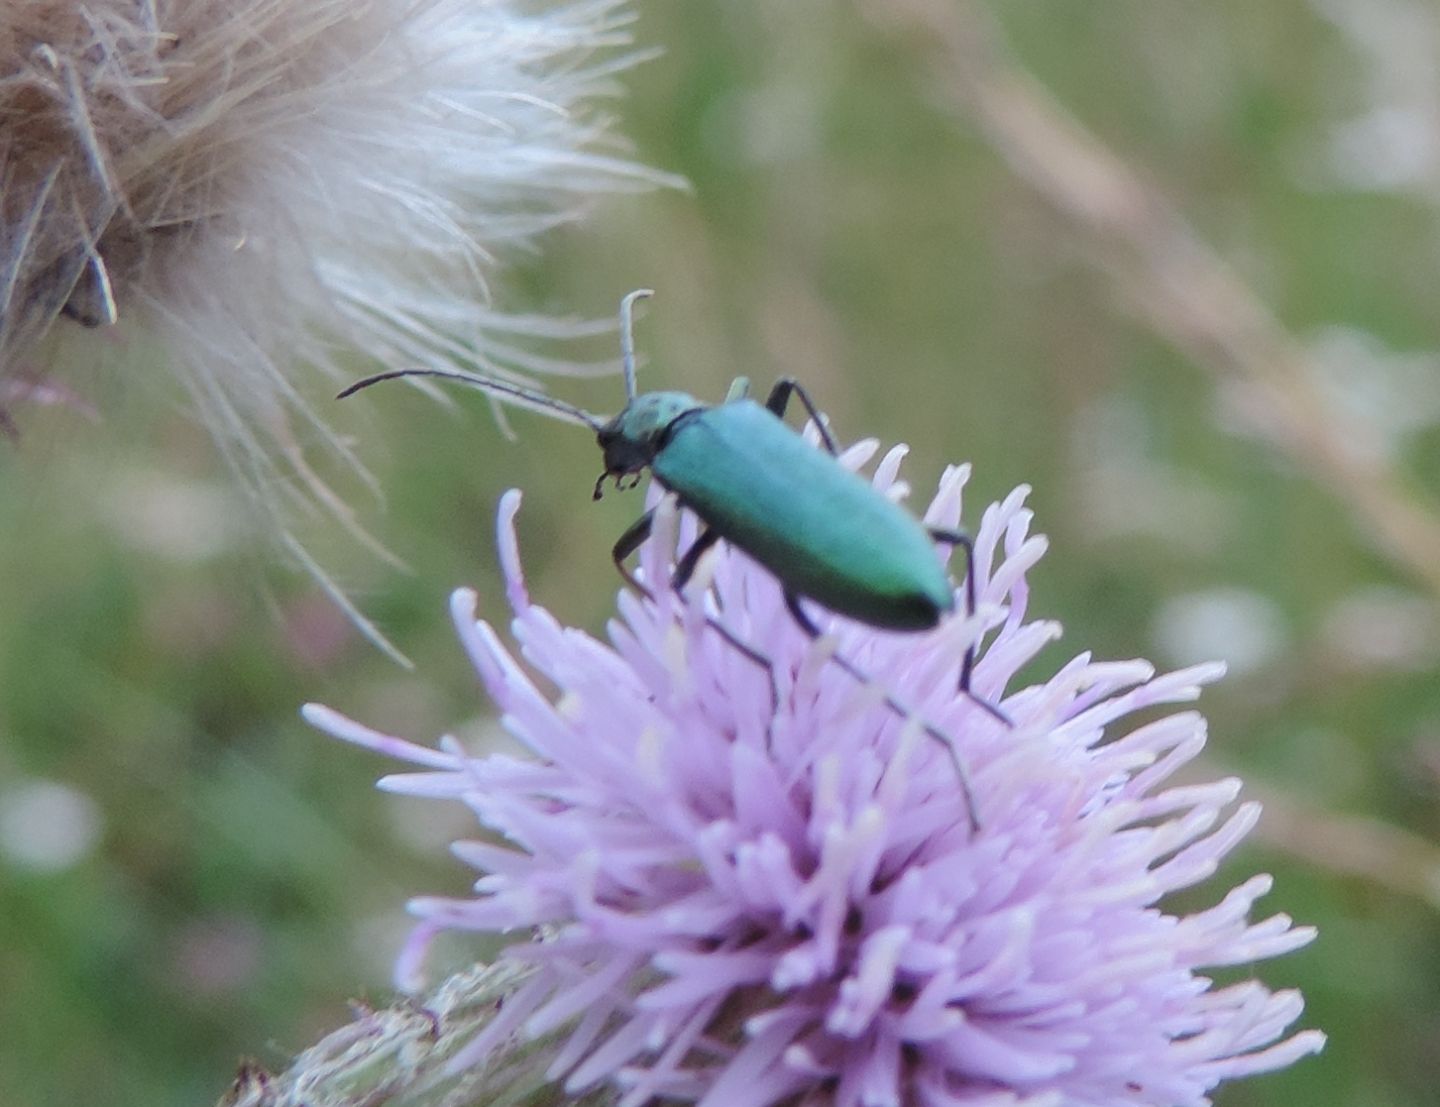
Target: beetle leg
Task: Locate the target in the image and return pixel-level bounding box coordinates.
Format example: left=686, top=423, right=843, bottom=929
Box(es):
left=616, top=510, right=781, bottom=733
left=784, top=590, right=980, bottom=832
left=783, top=589, right=823, bottom=636
left=698, top=615, right=782, bottom=724
left=611, top=509, right=657, bottom=595
left=764, top=378, right=842, bottom=456
left=701, top=615, right=773, bottom=670
left=928, top=528, right=979, bottom=691
left=676, top=528, right=781, bottom=707
left=928, top=527, right=1011, bottom=727
left=673, top=526, right=722, bottom=593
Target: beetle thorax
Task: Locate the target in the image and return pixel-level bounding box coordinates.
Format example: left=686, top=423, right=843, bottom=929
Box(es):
left=596, top=391, right=702, bottom=478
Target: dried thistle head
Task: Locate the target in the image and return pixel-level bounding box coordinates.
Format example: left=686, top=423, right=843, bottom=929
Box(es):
left=1, top=0, right=669, bottom=650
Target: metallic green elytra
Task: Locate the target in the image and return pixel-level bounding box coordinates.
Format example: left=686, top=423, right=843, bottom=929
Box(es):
left=633, top=393, right=953, bottom=630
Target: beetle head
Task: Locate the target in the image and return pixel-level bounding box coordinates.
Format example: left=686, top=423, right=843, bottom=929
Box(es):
left=594, top=391, right=700, bottom=499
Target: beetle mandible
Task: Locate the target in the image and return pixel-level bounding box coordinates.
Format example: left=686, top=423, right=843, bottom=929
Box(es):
left=340, top=290, right=1007, bottom=823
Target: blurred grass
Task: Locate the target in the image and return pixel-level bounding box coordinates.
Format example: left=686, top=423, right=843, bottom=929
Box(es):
left=4, top=1, right=1440, bottom=1104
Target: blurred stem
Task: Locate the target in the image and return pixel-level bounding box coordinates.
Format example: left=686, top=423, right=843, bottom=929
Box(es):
left=1248, top=781, right=1440, bottom=910
left=861, top=0, right=1440, bottom=602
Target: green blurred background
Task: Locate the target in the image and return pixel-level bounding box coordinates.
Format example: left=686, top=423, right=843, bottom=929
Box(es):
left=4, top=1, right=1438, bottom=1103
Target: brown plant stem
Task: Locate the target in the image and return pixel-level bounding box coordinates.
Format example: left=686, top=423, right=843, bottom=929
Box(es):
left=1248, top=782, right=1440, bottom=909
left=861, top=0, right=1440, bottom=601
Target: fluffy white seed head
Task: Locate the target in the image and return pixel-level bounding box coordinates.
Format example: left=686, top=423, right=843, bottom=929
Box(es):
left=1, top=0, right=670, bottom=650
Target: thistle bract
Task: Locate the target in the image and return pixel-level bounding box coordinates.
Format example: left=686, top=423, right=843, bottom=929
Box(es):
left=307, top=442, right=1323, bottom=1107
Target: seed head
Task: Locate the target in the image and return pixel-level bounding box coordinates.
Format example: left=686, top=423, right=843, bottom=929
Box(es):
left=1, top=0, right=670, bottom=648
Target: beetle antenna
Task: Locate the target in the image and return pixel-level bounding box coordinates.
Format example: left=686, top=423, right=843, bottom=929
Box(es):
left=619, top=288, right=654, bottom=401
left=337, top=367, right=605, bottom=431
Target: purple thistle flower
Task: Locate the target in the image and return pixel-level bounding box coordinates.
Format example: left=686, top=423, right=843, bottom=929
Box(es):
left=305, top=440, right=1324, bottom=1107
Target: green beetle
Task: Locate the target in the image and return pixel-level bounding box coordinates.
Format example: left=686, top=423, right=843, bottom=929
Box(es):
left=599, top=378, right=956, bottom=632
left=341, top=290, right=1005, bottom=825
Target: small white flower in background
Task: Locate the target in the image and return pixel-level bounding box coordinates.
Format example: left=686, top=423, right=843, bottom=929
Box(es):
left=0, top=0, right=671, bottom=654
left=1153, top=587, right=1288, bottom=678
left=0, top=778, right=103, bottom=872
left=1309, top=0, right=1440, bottom=197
